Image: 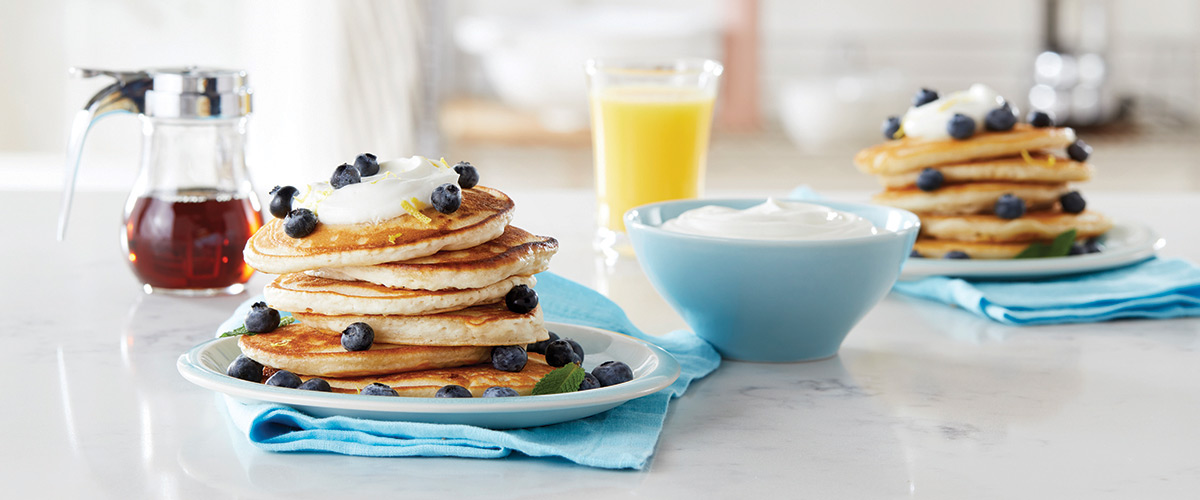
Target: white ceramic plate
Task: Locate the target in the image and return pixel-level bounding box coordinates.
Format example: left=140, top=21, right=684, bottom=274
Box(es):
left=899, top=220, right=1165, bottom=280
left=177, top=322, right=680, bottom=429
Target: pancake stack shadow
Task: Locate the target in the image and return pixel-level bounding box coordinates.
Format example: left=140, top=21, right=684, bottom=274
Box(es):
left=855, top=123, right=1112, bottom=259
left=241, top=185, right=560, bottom=395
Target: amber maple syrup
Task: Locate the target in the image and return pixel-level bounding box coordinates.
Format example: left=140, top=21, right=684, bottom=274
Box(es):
left=124, top=188, right=263, bottom=293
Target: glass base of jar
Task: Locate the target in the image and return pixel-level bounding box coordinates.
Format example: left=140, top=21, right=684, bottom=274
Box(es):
left=142, top=283, right=246, bottom=297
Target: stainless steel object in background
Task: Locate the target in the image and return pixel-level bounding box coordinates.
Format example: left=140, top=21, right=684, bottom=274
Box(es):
left=1030, top=0, right=1118, bottom=126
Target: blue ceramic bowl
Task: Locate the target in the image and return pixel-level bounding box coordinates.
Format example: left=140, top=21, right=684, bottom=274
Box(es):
left=625, top=199, right=920, bottom=362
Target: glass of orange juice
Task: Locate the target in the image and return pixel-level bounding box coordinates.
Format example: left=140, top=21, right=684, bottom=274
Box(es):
left=586, top=58, right=723, bottom=255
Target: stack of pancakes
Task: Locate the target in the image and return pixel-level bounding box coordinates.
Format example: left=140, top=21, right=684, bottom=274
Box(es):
left=240, top=186, right=559, bottom=395
left=855, top=124, right=1112, bottom=258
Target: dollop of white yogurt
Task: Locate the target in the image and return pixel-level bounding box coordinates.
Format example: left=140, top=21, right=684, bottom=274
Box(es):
left=660, top=198, right=879, bottom=240
left=902, top=84, right=1005, bottom=140
left=294, top=156, right=459, bottom=225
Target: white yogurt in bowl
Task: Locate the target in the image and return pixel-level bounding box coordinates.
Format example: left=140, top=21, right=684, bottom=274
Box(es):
left=660, top=198, right=880, bottom=240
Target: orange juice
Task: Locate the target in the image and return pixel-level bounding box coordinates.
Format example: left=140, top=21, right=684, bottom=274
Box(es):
left=590, top=87, right=716, bottom=231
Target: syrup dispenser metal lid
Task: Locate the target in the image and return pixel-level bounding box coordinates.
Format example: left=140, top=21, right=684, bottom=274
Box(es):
left=143, top=66, right=252, bottom=119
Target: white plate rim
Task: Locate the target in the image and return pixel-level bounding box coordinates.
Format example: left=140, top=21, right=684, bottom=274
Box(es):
left=177, top=322, right=682, bottom=416
left=899, top=220, right=1165, bottom=280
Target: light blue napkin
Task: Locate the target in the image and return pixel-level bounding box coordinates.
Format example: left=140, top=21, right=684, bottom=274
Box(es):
left=216, top=272, right=721, bottom=469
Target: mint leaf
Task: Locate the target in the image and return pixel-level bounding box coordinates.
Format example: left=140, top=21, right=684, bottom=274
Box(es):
left=219, top=316, right=296, bottom=338
left=531, top=363, right=585, bottom=395
left=1015, top=229, right=1077, bottom=259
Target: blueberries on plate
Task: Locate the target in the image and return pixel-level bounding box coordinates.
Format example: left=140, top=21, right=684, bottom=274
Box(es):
left=984, top=105, right=1017, bottom=132
left=527, top=331, right=559, bottom=354
left=943, top=250, right=971, bottom=260
left=361, top=383, right=399, bottom=397
left=882, top=116, right=903, bottom=140
left=1060, top=191, right=1086, bottom=214
left=505, top=284, right=539, bottom=314
left=298, top=378, right=332, bottom=392
left=330, top=163, right=361, bottom=189
left=283, top=208, right=318, bottom=238
left=1068, top=242, right=1087, bottom=256
left=909, top=249, right=923, bottom=258
left=431, top=183, right=462, bottom=214
left=545, top=339, right=583, bottom=367
left=994, top=194, right=1026, bottom=219
left=453, top=161, right=480, bottom=189
left=1083, top=238, right=1103, bottom=254
left=579, top=373, right=601, bottom=391
left=912, top=88, right=939, bottom=107
left=592, top=361, right=634, bottom=387
left=266, top=370, right=302, bottom=388
left=245, top=301, right=281, bottom=333
left=1067, top=140, right=1092, bottom=162
left=482, top=386, right=519, bottom=398
left=946, top=113, right=976, bottom=140
left=354, top=153, right=379, bottom=177
left=435, top=384, right=473, bottom=398
left=491, top=345, right=528, bottom=372
left=916, top=168, right=944, bottom=192
left=1028, top=110, right=1055, bottom=128
left=227, top=354, right=264, bottom=382
left=341, top=322, right=374, bottom=352
left=268, top=185, right=299, bottom=219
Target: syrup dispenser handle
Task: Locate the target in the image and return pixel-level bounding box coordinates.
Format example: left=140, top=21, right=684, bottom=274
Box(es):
left=56, top=68, right=152, bottom=241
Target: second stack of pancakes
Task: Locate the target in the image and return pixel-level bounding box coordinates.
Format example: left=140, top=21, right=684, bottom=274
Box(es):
left=242, top=183, right=559, bottom=395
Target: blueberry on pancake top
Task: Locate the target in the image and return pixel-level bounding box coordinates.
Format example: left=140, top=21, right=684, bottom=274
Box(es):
left=269, top=185, right=299, bottom=219
left=453, top=161, right=480, bottom=189
left=1067, top=140, right=1092, bottom=162
left=505, top=284, right=538, bottom=314
left=432, top=183, right=462, bottom=214
left=283, top=208, right=318, bottom=238
left=946, top=113, right=976, bottom=140
left=882, top=116, right=903, bottom=140
left=984, top=104, right=1017, bottom=132
left=330, top=163, right=361, bottom=189
left=354, top=153, right=379, bottom=177
left=912, top=88, right=939, bottom=107
left=1027, top=110, right=1055, bottom=128
left=341, top=322, right=374, bottom=352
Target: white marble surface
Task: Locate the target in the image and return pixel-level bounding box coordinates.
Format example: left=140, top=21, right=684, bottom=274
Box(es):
left=3, top=188, right=1199, bottom=499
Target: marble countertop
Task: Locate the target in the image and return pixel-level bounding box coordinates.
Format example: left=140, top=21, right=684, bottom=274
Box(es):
left=4, top=188, right=1199, bottom=499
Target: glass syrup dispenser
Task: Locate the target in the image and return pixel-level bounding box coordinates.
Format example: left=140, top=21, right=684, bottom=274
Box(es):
left=59, top=67, right=262, bottom=296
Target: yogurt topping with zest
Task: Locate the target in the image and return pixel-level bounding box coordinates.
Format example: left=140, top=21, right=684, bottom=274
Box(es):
left=661, top=198, right=879, bottom=240
left=901, top=84, right=1005, bottom=140
left=294, top=156, right=458, bottom=225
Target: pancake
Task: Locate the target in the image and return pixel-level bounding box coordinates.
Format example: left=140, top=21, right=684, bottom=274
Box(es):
left=244, top=186, right=515, bottom=274
left=876, top=153, right=1093, bottom=189
left=288, top=354, right=557, bottom=396
left=264, top=273, right=536, bottom=316
left=239, top=324, right=492, bottom=377
left=872, top=182, right=1070, bottom=215
left=919, top=210, right=1112, bottom=243
left=911, top=238, right=1032, bottom=259
left=291, top=303, right=548, bottom=346
left=854, top=125, right=1077, bottom=175
left=308, top=226, right=558, bottom=291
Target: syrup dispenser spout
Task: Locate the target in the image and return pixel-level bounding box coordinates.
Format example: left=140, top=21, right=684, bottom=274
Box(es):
left=57, top=68, right=151, bottom=241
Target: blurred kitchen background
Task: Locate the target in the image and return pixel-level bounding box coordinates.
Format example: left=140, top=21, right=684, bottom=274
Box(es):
left=2, top=0, right=1199, bottom=194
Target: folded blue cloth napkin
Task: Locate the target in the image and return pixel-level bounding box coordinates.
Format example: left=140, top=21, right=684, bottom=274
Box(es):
left=216, top=272, right=721, bottom=469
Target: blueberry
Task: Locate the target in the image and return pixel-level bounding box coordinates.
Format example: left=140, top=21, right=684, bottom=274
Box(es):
left=916, top=168, right=944, bottom=192
left=330, top=163, right=361, bottom=189
left=482, top=386, right=519, bottom=398
left=565, top=339, right=584, bottom=362
left=431, top=183, right=461, bottom=214
left=505, top=285, right=538, bottom=314
left=545, top=339, right=582, bottom=367
left=909, top=249, right=923, bottom=258
left=994, top=194, right=1026, bottom=219
left=1067, top=140, right=1092, bottom=162
left=579, top=373, right=601, bottom=391
left=297, top=378, right=332, bottom=392
left=491, top=345, right=527, bottom=372
left=361, top=382, right=398, bottom=396
left=268, top=185, right=299, bottom=219
left=1084, top=238, right=1103, bottom=254
left=527, top=331, right=559, bottom=354
left=354, top=153, right=379, bottom=177
left=1068, top=242, right=1087, bottom=256
left=946, top=113, right=976, bottom=140
left=435, top=384, right=472, bottom=398
left=266, top=370, right=302, bottom=388
left=227, top=355, right=263, bottom=382
left=881, top=116, right=903, bottom=140
left=283, top=208, right=318, bottom=238
left=341, top=322, right=374, bottom=351
left=984, top=105, right=1017, bottom=132
left=912, top=88, right=939, bottom=107
left=1027, top=110, right=1054, bottom=128
left=943, top=250, right=971, bottom=260
left=245, top=301, right=281, bottom=333
left=1060, top=191, right=1086, bottom=214
left=453, top=161, right=480, bottom=189
left=592, top=361, right=634, bottom=387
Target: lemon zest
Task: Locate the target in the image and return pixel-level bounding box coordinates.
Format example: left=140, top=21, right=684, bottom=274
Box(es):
left=1047, top=155, right=1056, bottom=167
left=937, top=97, right=962, bottom=112
left=893, top=123, right=905, bottom=140
left=293, top=184, right=313, bottom=203
left=401, top=198, right=432, bottom=225
left=370, top=171, right=397, bottom=184
left=439, top=157, right=451, bottom=169
left=387, top=232, right=403, bottom=244
left=1020, top=149, right=1035, bottom=165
